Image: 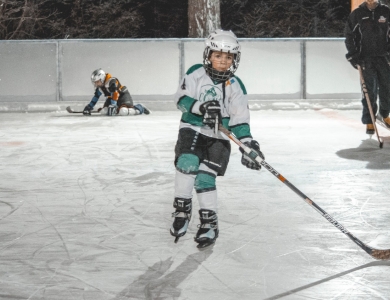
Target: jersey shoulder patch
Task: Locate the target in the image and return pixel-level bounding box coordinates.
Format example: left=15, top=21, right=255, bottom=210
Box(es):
left=228, top=76, right=247, bottom=95
left=186, top=64, right=203, bottom=75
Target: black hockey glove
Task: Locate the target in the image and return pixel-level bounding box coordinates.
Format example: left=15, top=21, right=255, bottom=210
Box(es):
left=199, top=100, right=221, bottom=128
left=83, top=105, right=92, bottom=115
left=107, top=105, right=117, bottom=116
left=240, top=140, right=264, bottom=170
left=346, top=54, right=359, bottom=70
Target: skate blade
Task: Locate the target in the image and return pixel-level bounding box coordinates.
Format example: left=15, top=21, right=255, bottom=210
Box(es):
left=171, top=230, right=186, bottom=243
left=196, top=241, right=216, bottom=249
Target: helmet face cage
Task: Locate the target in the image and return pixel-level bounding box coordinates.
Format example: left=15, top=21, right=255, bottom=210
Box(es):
left=203, top=30, right=241, bottom=82
left=91, top=69, right=106, bottom=88
left=203, top=48, right=241, bottom=82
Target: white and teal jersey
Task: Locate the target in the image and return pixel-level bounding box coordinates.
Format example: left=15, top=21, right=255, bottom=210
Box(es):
left=175, top=64, right=252, bottom=141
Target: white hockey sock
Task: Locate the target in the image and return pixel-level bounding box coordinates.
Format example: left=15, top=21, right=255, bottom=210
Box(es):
left=118, top=107, right=137, bottom=116
left=174, top=170, right=196, bottom=199
left=197, top=190, right=218, bottom=213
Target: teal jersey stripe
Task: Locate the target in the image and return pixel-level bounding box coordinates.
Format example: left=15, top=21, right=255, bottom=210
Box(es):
left=231, top=123, right=252, bottom=140
left=186, top=64, right=203, bottom=75
left=177, top=96, right=196, bottom=113
left=177, top=95, right=204, bottom=126
left=222, top=117, right=230, bottom=130
left=181, top=112, right=204, bottom=126
left=234, top=76, right=247, bottom=95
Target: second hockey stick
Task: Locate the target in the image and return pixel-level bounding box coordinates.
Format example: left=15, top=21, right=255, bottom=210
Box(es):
left=218, top=124, right=390, bottom=260
left=357, top=65, right=384, bottom=148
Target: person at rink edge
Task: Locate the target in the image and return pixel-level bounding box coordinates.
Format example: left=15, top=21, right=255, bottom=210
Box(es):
left=83, top=69, right=150, bottom=116
left=170, top=29, right=264, bottom=248
left=345, top=0, right=390, bottom=134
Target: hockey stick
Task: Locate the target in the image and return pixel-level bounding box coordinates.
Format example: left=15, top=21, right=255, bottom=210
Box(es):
left=66, top=106, right=100, bottom=114
left=218, top=124, right=390, bottom=260
left=66, top=106, right=83, bottom=113
left=357, top=65, right=384, bottom=148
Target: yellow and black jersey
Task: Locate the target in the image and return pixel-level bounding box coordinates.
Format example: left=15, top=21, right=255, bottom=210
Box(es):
left=87, top=73, right=132, bottom=108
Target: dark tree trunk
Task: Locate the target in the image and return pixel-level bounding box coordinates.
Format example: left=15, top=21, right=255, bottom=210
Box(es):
left=188, top=0, right=221, bottom=38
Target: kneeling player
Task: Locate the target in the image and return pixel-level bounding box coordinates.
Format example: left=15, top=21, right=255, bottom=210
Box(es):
left=170, top=29, right=264, bottom=248
left=83, top=69, right=150, bottom=116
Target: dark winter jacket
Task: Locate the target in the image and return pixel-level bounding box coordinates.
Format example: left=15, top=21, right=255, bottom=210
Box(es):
left=345, top=1, right=390, bottom=60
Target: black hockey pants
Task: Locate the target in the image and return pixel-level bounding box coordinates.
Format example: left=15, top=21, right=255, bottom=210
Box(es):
left=103, top=88, right=134, bottom=108
left=361, top=56, right=390, bottom=124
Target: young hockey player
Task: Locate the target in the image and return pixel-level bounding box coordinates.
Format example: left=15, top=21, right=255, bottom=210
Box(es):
left=170, top=29, right=264, bottom=248
left=345, top=0, right=390, bottom=134
left=83, top=69, right=150, bottom=116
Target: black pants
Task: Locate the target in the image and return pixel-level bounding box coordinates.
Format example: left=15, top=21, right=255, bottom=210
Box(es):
left=103, top=88, right=134, bottom=108
left=361, top=56, right=390, bottom=124
left=174, top=128, right=231, bottom=176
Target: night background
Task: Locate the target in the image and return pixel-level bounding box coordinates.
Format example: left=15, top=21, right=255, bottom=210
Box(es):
left=1, top=0, right=378, bottom=40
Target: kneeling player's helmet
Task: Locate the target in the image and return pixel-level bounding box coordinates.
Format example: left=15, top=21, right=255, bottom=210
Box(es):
left=203, top=29, right=241, bottom=82
left=91, top=69, right=106, bottom=88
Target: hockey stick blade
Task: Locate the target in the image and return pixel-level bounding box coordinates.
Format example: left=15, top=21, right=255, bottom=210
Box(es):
left=218, top=124, right=390, bottom=260
left=371, top=249, right=390, bottom=260
left=66, top=106, right=76, bottom=113
left=66, top=106, right=99, bottom=114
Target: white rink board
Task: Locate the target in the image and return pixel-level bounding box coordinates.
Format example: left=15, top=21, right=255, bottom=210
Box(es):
left=183, top=40, right=301, bottom=98
left=0, top=38, right=362, bottom=105
left=183, top=40, right=204, bottom=71
left=0, top=41, right=57, bottom=102
left=60, top=40, right=180, bottom=101
left=306, top=40, right=361, bottom=99
left=238, top=41, right=301, bottom=98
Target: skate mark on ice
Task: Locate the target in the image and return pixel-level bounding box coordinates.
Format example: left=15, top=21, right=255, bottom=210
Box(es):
left=359, top=197, right=380, bottom=230
left=42, top=263, right=114, bottom=297
left=30, top=202, right=71, bottom=260
left=132, top=171, right=171, bottom=186
left=76, top=173, right=94, bottom=214
left=223, top=214, right=261, bottom=230
left=264, top=261, right=390, bottom=300
left=93, top=146, right=123, bottom=162
left=225, top=233, right=262, bottom=255
left=135, top=128, right=153, bottom=161
left=0, top=200, right=22, bottom=221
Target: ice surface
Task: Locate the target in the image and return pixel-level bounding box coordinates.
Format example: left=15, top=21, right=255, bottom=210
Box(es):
left=0, top=110, right=390, bottom=300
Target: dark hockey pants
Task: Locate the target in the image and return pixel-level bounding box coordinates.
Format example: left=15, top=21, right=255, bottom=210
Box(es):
left=103, top=89, right=134, bottom=108
left=361, top=56, right=390, bottom=124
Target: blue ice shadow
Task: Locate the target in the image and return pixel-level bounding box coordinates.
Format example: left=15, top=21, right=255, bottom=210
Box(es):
left=336, top=139, right=390, bottom=169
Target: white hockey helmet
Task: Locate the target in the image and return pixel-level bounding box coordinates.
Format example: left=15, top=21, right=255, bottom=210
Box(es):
left=91, top=68, right=106, bottom=88
left=203, top=29, right=241, bottom=82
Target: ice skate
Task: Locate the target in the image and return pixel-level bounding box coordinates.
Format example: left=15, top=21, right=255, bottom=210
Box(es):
left=143, top=105, right=151, bottom=115
left=385, top=117, right=390, bottom=128
left=170, top=198, right=192, bottom=243
left=366, top=124, right=374, bottom=135
left=194, top=209, right=219, bottom=249
left=376, top=114, right=390, bottom=129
